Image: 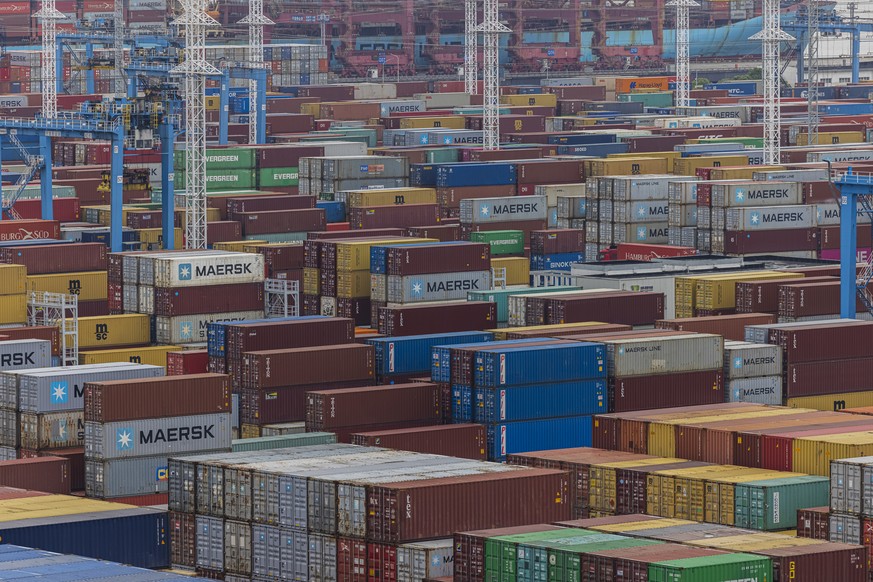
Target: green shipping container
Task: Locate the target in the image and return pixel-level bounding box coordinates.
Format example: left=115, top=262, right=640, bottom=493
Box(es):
left=326, top=128, right=378, bottom=147
left=484, top=529, right=593, bottom=582
left=177, top=169, right=257, bottom=192
left=258, top=167, right=300, bottom=187
left=733, top=475, right=829, bottom=531
left=469, top=230, right=525, bottom=256
left=648, top=553, right=772, bottom=582
left=517, top=533, right=629, bottom=581
left=426, top=148, right=461, bottom=163
left=616, top=91, right=675, bottom=108
left=548, top=538, right=662, bottom=582
left=231, top=432, right=336, bottom=452
left=468, top=285, right=578, bottom=323
left=174, top=147, right=256, bottom=171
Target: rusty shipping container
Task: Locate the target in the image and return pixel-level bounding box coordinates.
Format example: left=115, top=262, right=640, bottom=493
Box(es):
left=0, top=242, right=107, bottom=274
left=241, top=343, right=374, bottom=389
left=351, top=424, right=487, bottom=460
left=530, top=229, right=585, bottom=255
left=379, top=301, right=497, bottom=336
left=84, top=373, right=231, bottom=422
left=153, top=283, right=264, bottom=316
left=0, top=456, right=70, bottom=494
left=348, top=204, right=441, bottom=229
left=306, top=382, right=441, bottom=432
left=368, top=468, right=571, bottom=543
left=655, top=313, right=776, bottom=341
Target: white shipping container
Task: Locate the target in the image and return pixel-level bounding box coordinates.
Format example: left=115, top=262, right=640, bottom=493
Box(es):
left=379, top=100, right=425, bottom=116
left=460, top=195, right=548, bottom=224
left=155, top=311, right=264, bottom=344
left=816, top=203, right=873, bottom=226
left=606, top=333, right=724, bottom=376
left=0, top=95, right=28, bottom=109
left=612, top=222, right=669, bottom=244
left=711, top=182, right=803, bottom=208
left=396, top=539, right=454, bottom=581
left=152, top=252, right=265, bottom=287
left=354, top=83, right=397, bottom=100
left=535, top=183, right=586, bottom=207
left=725, top=205, right=817, bottom=231
left=725, top=376, right=783, bottom=405
left=752, top=169, right=829, bottom=182
left=612, top=175, right=696, bottom=201
left=613, top=201, right=670, bottom=223
left=0, top=340, right=52, bottom=373
left=723, top=341, right=782, bottom=379
left=414, top=92, right=473, bottom=109
left=386, top=271, right=492, bottom=303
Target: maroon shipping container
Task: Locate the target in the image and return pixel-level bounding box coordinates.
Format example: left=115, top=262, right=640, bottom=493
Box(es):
left=348, top=204, right=440, bottom=230
left=516, top=160, right=585, bottom=184
left=336, top=297, right=371, bottom=326
left=760, top=542, right=867, bottom=582
left=587, top=544, right=731, bottom=582
left=306, top=382, right=441, bottom=433
left=611, top=369, right=724, bottom=413
left=84, top=373, right=231, bottom=423
left=240, top=381, right=372, bottom=424
left=18, top=447, right=85, bottom=491
left=238, top=208, right=326, bottom=235
left=530, top=229, right=585, bottom=255
left=0, top=325, right=60, bottom=356
left=385, top=242, right=490, bottom=275
left=206, top=221, right=242, bottom=245
left=0, top=242, right=106, bottom=274
left=367, top=542, right=396, bottom=582
left=545, top=86, right=607, bottom=100
left=436, top=185, right=517, bottom=209
left=504, top=323, right=632, bottom=340
left=778, top=281, right=865, bottom=318
left=540, top=291, right=665, bottom=326
left=735, top=276, right=837, bottom=313
left=307, top=228, right=406, bottom=241
left=0, top=456, right=70, bottom=494
left=406, top=224, right=460, bottom=242
left=224, top=317, right=355, bottom=362
left=367, top=469, right=571, bottom=543
left=724, top=228, right=819, bottom=254
left=624, top=135, right=688, bottom=153
left=467, top=148, right=544, bottom=162
left=226, top=195, right=316, bottom=219
left=265, top=97, right=320, bottom=115
left=126, top=211, right=163, bottom=230
left=461, top=221, right=548, bottom=245
left=770, top=321, right=873, bottom=363
left=819, top=224, right=872, bottom=250
left=294, top=85, right=356, bottom=100
left=78, top=300, right=110, bottom=317
left=336, top=537, right=367, bottom=582
left=241, top=344, right=374, bottom=390
left=166, top=350, right=209, bottom=376
left=655, top=313, right=776, bottom=341
left=786, top=358, right=873, bottom=397
left=351, top=424, right=487, bottom=460
left=258, top=243, right=305, bottom=276
left=797, top=507, right=830, bottom=540
left=170, top=511, right=197, bottom=568
left=453, top=524, right=565, bottom=582
left=153, top=283, right=264, bottom=316
left=378, top=301, right=497, bottom=336
left=266, top=113, right=314, bottom=133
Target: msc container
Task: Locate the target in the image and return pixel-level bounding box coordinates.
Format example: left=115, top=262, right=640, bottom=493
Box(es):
left=151, top=253, right=265, bottom=288
left=726, top=376, right=783, bottom=405
left=26, top=271, right=107, bottom=301
left=1, top=242, right=107, bottom=274
left=648, top=553, right=772, bottom=582
left=241, top=343, right=374, bottom=389
left=155, top=311, right=264, bottom=344
left=153, top=283, right=264, bottom=316
left=387, top=271, right=492, bottom=303
left=606, top=333, right=724, bottom=376
left=11, top=363, right=164, bottom=413
left=460, top=196, right=547, bottom=224
left=474, top=342, right=606, bottom=387
left=79, top=345, right=179, bottom=368
left=367, top=331, right=493, bottom=377
left=78, top=314, right=151, bottom=349
left=306, top=382, right=442, bottom=431
left=351, top=424, right=486, bottom=460
left=723, top=341, right=783, bottom=379
left=0, top=457, right=70, bottom=494
left=84, top=412, right=232, bottom=460
left=84, top=373, right=230, bottom=422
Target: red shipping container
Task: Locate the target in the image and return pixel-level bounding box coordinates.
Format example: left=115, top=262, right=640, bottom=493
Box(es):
left=656, top=313, right=776, bottom=341
left=0, top=325, right=60, bottom=356
left=406, top=224, right=460, bottom=241
left=612, top=369, right=724, bottom=413
left=238, top=208, right=326, bottom=235
left=530, top=229, right=585, bottom=255
left=241, top=344, right=374, bottom=390
left=0, top=220, right=60, bottom=241
left=379, top=302, right=497, bottom=336
left=8, top=198, right=80, bottom=222
left=614, top=243, right=697, bottom=261
left=206, top=221, right=242, bottom=245
left=797, top=506, right=831, bottom=540
left=337, top=538, right=367, bottom=582
left=240, top=381, right=366, bottom=424
left=335, top=297, right=371, bottom=326
left=153, top=283, right=264, bottom=316
left=466, top=148, right=545, bottom=162
left=367, top=542, right=397, bottom=582
left=305, top=382, right=441, bottom=432
left=0, top=457, right=70, bottom=494
left=386, top=242, right=489, bottom=275
left=516, top=160, right=585, bottom=184
left=348, top=204, right=440, bottom=230
left=258, top=243, right=305, bottom=275
left=0, top=242, right=106, bottom=274
left=166, top=350, right=209, bottom=376
left=351, top=424, right=487, bottom=460
left=724, top=228, right=819, bottom=254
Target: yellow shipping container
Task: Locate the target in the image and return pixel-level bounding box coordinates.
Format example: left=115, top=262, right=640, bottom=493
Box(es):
left=79, top=345, right=181, bottom=367
left=0, top=265, right=26, bottom=295
left=591, top=518, right=693, bottom=533
left=78, top=314, right=151, bottom=350
left=214, top=240, right=265, bottom=252
left=205, top=95, right=220, bottom=110
left=796, top=131, right=865, bottom=146
left=300, top=103, right=321, bottom=117
left=502, top=93, right=558, bottom=107
left=137, top=228, right=184, bottom=250
left=337, top=270, right=372, bottom=299
left=674, top=155, right=750, bottom=176
left=491, top=257, right=529, bottom=286
left=650, top=465, right=754, bottom=521
left=0, top=494, right=135, bottom=522
left=704, top=469, right=802, bottom=526
left=688, top=532, right=818, bottom=551
left=787, top=390, right=873, bottom=412
left=399, top=116, right=466, bottom=130
left=303, top=267, right=321, bottom=295
left=345, top=188, right=437, bottom=208
left=590, top=457, right=686, bottom=514
left=26, top=272, right=108, bottom=301
left=486, top=321, right=605, bottom=341
left=694, top=271, right=802, bottom=311
left=335, top=238, right=434, bottom=272
left=587, top=158, right=669, bottom=177
left=177, top=207, right=222, bottom=228
left=0, top=294, right=27, bottom=325
left=792, top=431, right=873, bottom=476
left=708, top=165, right=784, bottom=181
left=607, top=151, right=684, bottom=166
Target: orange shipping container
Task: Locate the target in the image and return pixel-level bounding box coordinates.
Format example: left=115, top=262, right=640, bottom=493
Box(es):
left=615, top=77, right=672, bottom=94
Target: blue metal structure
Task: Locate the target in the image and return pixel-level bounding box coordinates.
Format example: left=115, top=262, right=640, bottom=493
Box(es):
left=834, top=170, right=873, bottom=318
left=784, top=11, right=873, bottom=85
left=56, top=31, right=114, bottom=95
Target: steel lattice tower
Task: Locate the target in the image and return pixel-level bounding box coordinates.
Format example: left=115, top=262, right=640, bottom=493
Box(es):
left=477, top=0, right=509, bottom=150
left=239, top=0, right=273, bottom=145
left=668, top=0, right=699, bottom=108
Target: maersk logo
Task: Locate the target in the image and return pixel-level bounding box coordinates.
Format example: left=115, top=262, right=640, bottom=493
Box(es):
left=480, top=204, right=490, bottom=217
left=410, top=280, right=424, bottom=296
left=51, top=381, right=69, bottom=404
left=734, top=357, right=743, bottom=369
left=735, top=190, right=745, bottom=202
left=179, top=321, right=194, bottom=340
left=117, top=428, right=134, bottom=450
left=178, top=263, right=192, bottom=280
left=749, top=211, right=761, bottom=226
left=636, top=227, right=647, bottom=241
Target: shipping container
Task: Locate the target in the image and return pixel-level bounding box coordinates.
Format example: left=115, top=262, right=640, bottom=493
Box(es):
left=351, top=424, right=486, bottom=460
left=242, top=343, right=374, bottom=389
left=1, top=242, right=106, bottom=274
left=78, top=314, right=151, bottom=349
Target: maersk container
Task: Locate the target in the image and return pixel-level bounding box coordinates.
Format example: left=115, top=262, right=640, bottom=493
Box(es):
left=436, top=163, right=518, bottom=188
left=649, top=553, right=772, bottom=582
left=427, top=129, right=483, bottom=146
left=711, top=182, right=803, bottom=207
left=367, top=331, right=493, bottom=377
left=486, top=415, right=593, bottom=461
left=19, top=411, right=83, bottom=449
left=386, top=271, right=492, bottom=303
left=84, top=412, right=233, bottom=460
left=735, top=475, right=830, bottom=530
left=725, top=376, right=782, bottom=405
left=231, top=432, right=337, bottom=452
left=0, top=507, right=170, bottom=568
left=468, top=285, right=577, bottom=324
left=0, top=340, right=52, bottom=373
left=723, top=341, right=782, bottom=379
left=85, top=449, right=228, bottom=498
left=815, top=203, right=871, bottom=227
left=475, top=342, right=607, bottom=387
left=476, top=379, right=606, bottom=423
left=460, top=195, right=547, bottom=224
left=396, top=539, right=454, bottom=581
left=613, top=201, right=670, bottom=223
left=13, top=363, right=165, bottom=413
left=530, top=252, right=585, bottom=272
left=156, top=310, right=264, bottom=344
left=151, top=253, right=265, bottom=288
left=725, top=205, right=817, bottom=231
left=607, top=334, right=724, bottom=376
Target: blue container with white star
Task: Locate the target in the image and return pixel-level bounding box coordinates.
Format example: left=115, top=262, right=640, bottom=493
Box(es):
left=460, top=195, right=547, bottom=224
left=435, top=163, right=517, bottom=188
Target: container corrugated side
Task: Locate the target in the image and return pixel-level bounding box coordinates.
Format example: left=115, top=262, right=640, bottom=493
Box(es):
left=487, top=416, right=593, bottom=461
left=606, top=334, right=724, bottom=376
left=84, top=413, right=233, bottom=460
left=152, top=253, right=265, bottom=287
left=86, top=449, right=229, bottom=498
left=155, top=311, right=264, bottom=344
left=78, top=315, right=151, bottom=349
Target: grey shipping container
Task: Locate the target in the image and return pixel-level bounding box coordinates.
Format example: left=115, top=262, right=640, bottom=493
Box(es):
left=723, top=341, right=782, bottom=379
left=711, top=182, right=803, bottom=207
left=725, top=375, right=782, bottom=405
left=0, top=409, right=17, bottom=447
left=252, top=524, right=308, bottom=581
left=85, top=413, right=233, bottom=460
left=386, top=271, right=492, bottom=303
left=0, top=340, right=52, bottom=372
left=20, top=411, right=83, bottom=449
left=155, top=311, right=264, bottom=344
left=86, top=449, right=229, bottom=498
left=13, top=363, right=164, bottom=413
left=605, top=333, right=724, bottom=376
left=829, top=513, right=862, bottom=544
left=460, top=196, right=547, bottom=224
left=397, top=539, right=454, bottom=581
left=830, top=456, right=873, bottom=516
left=196, top=514, right=224, bottom=571
left=725, top=205, right=817, bottom=231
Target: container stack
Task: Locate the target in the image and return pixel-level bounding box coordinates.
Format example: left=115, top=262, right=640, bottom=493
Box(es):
left=175, top=148, right=257, bottom=195
left=530, top=228, right=585, bottom=272
left=366, top=330, right=493, bottom=384
left=84, top=373, right=233, bottom=502
left=460, top=193, right=547, bottom=244
left=596, top=175, right=682, bottom=253
left=0, top=264, right=28, bottom=325
left=167, top=444, right=571, bottom=579
left=19, top=242, right=109, bottom=318
left=204, top=43, right=328, bottom=88
left=299, top=155, right=409, bottom=199
left=722, top=341, right=783, bottom=405
left=668, top=179, right=700, bottom=248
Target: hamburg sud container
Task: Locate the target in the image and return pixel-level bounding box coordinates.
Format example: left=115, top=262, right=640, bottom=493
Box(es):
left=460, top=195, right=547, bottom=224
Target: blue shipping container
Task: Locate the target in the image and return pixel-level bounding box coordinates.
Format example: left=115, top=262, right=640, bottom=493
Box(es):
left=548, top=134, right=617, bottom=145
left=453, top=384, right=473, bottom=422
left=0, top=545, right=197, bottom=580
left=368, top=331, right=493, bottom=377
left=0, top=509, right=170, bottom=569
left=316, top=201, right=346, bottom=223
left=475, top=342, right=606, bottom=387
left=704, top=82, right=759, bottom=96
left=410, top=164, right=440, bottom=187
left=436, top=163, right=518, bottom=188
left=555, top=143, right=629, bottom=157
left=430, top=338, right=545, bottom=383
left=475, top=379, right=606, bottom=423
left=819, top=103, right=873, bottom=116
left=530, top=252, right=585, bottom=271
left=486, top=415, right=593, bottom=461
left=81, top=229, right=139, bottom=245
